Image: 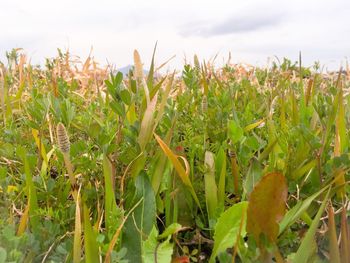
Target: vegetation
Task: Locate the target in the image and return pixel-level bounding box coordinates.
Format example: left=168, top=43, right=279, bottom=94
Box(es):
left=0, top=48, right=349, bottom=262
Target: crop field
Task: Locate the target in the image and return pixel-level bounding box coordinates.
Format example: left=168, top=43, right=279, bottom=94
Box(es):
left=0, top=48, right=349, bottom=263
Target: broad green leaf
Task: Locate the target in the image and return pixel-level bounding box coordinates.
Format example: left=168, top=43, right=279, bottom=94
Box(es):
left=210, top=202, right=248, bottom=263
left=120, top=89, right=131, bottom=105
left=142, top=226, right=173, bottom=263
left=228, top=120, right=243, bottom=144
left=247, top=172, right=287, bottom=244
left=294, top=188, right=330, bottom=263
left=0, top=247, right=7, bottom=263
left=123, top=172, right=156, bottom=262
left=110, top=101, right=125, bottom=116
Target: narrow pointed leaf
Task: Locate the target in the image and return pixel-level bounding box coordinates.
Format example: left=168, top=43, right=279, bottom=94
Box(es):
left=294, top=188, right=330, bottom=263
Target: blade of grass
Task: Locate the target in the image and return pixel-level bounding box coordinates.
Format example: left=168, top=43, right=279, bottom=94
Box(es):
left=216, top=147, right=226, bottom=211
left=103, top=154, right=118, bottom=233
left=83, top=203, right=100, bottom=263
left=294, top=187, right=330, bottom=263
left=334, top=78, right=346, bottom=198
left=340, top=204, right=350, bottom=263
left=204, top=151, right=218, bottom=228
left=73, top=187, right=82, bottom=263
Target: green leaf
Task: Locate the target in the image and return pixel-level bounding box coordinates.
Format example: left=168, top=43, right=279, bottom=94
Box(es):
left=210, top=202, right=248, bottom=263
left=147, top=42, right=157, bottom=90
left=110, top=101, right=125, bottom=116
left=83, top=204, right=100, bottom=263
left=142, top=226, right=174, bottom=263
left=243, top=158, right=262, bottom=197
left=123, top=172, right=156, bottom=262
left=114, top=72, right=123, bottom=87
left=120, top=89, right=131, bottom=105
left=73, top=191, right=82, bottom=263
left=228, top=120, right=243, bottom=144
left=17, top=146, right=39, bottom=232
left=294, top=188, right=331, bottom=263
left=215, top=147, right=226, bottom=212
left=204, top=151, right=218, bottom=227
left=0, top=247, right=7, bottom=263
left=158, top=223, right=182, bottom=239
left=279, top=185, right=329, bottom=234
left=103, top=155, right=120, bottom=236
left=154, top=134, right=201, bottom=210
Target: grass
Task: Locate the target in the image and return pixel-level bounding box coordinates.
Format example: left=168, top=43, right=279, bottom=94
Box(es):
left=0, top=48, right=349, bottom=263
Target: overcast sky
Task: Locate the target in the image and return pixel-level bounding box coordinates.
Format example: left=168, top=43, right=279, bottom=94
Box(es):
left=1, top=0, right=349, bottom=70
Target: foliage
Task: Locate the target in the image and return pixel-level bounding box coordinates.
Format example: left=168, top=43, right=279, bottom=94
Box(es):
left=0, top=48, right=349, bottom=262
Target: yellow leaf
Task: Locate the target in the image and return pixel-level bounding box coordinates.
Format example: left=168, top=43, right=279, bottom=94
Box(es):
left=138, top=93, right=158, bottom=150
left=7, top=185, right=18, bottom=193
left=17, top=202, right=30, bottom=236
left=154, top=133, right=201, bottom=209
left=244, top=119, right=265, bottom=132
left=32, top=129, right=48, bottom=165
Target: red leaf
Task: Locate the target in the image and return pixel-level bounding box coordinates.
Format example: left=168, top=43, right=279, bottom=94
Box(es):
left=247, top=172, right=288, bottom=245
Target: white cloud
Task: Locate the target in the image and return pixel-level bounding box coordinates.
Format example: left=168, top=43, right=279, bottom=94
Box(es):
left=0, top=0, right=349, bottom=70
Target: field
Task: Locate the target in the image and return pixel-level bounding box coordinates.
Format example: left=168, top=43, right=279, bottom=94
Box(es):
left=0, top=48, right=349, bottom=263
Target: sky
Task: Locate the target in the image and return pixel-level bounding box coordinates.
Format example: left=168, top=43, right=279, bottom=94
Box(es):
left=1, top=0, right=349, bottom=71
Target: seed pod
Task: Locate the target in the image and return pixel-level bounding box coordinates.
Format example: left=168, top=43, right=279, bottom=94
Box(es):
left=202, top=96, right=208, bottom=113
left=194, top=54, right=200, bottom=70
left=133, top=50, right=144, bottom=82
left=57, top=122, right=70, bottom=153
